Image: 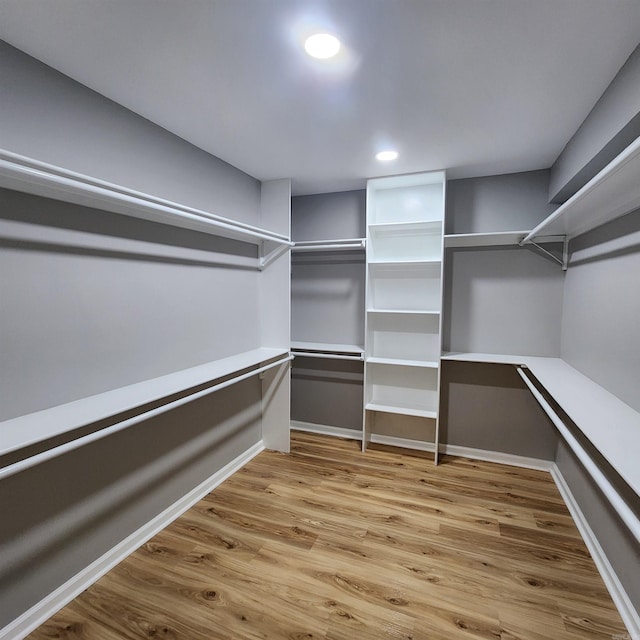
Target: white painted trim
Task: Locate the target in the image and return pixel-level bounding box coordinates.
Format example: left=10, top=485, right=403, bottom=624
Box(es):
left=290, top=421, right=362, bottom=440
left=370, top=434, right=436, bottom=453
left=441, top=443, right=554, bottom=472
left=550, top=465, right=640, bottom=640
left=0, top=440, right=265, bottom=640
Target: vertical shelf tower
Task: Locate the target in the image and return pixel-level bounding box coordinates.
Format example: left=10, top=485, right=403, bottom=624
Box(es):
left=363, top=171, right=446, bottom=459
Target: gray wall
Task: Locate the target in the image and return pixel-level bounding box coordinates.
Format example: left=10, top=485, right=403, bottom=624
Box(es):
left=440, top=361, right=558, bottom=459
left=443, top=246, right=564, bottom=356
left=549, top=44, right=640, bottom=204
left=291, top=358, right=363, bottom=432
left=0, top=43, right=271, bottom=629
left=561, top=209, right=640, bottom=413
left=292, top=190, right=366, bottom=241
left=0, top=41, right=261, bottom=225
left=0, top=189, right=260, bottom=420
left=446, top=170, right=557, bottom=234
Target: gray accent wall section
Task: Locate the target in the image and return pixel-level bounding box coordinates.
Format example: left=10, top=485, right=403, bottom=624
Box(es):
left=0, top=379, right=262, bottom=629
left=446, top=170, right=557, bottom=234
left=0, top=41, right=261, bottom=224
left=292, top=190, right=366, bottom=241
left=291, top=358, right=363, bottom=431
left=439, top=361, right=558, bottom=459
left=549, top=44, right=640, bottom=204
left=560, top=209, right=640, bottom=413
left=0, top=189, right=260, bottom=421
left=555, top=439, right=640, bottom=611
left=443, top=247, right=564, bottom=356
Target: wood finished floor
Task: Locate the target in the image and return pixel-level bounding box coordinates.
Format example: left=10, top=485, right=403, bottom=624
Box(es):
left=29, top=432, right=627, bottom=640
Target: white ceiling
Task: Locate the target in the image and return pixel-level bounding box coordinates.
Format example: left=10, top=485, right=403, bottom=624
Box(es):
left=1, top=1, right=640, bottom=195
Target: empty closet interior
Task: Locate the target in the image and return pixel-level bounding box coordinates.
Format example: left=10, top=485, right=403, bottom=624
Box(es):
left=1, top=11, right=640, bottom=640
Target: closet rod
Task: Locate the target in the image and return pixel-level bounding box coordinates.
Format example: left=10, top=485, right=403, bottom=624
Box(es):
left=292, top=351, right=363, bottom=361
left=0, top=150, right=292, bottom=247
left=294, top=238, right=365, bottom=246
left=0, top=355, right=293, bottom=481
left=517, top=367, right=640, bottom=545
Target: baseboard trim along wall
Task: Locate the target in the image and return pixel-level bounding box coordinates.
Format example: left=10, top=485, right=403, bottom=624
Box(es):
left=441, top=443, right=555, bottom=472
left=550, top=465, right=640, bottom=640
left=0, top=440, right=266, bottom=640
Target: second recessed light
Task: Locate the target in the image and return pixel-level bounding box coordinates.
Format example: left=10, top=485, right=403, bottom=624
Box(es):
left=304, top=33, right=341, bottom=59
left=376, top=150, right=399, bottom=162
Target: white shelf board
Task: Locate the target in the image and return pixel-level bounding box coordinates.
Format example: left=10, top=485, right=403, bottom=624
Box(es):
left=292, top=239, right=365, bottom=252
left=291, top=341, right=364, bottom=355
left=441, top=352, right=640, bottom=497
left=365, top=402, right=437, bottom=420
left=367, top=308, right=440, bottom=315
left=444, top=231, right=530, bottom=248
left=524, top=134, right=640, bottom=242
left=367, top=356, right=439, bottom=369
left=369, top=220, right=442, bottom=231
left=0, top=347, right=288, bottom=456
left=442, top=352, right=531, bottom=365
left=0, top=149, right=291, bottom=247
left=369, top=259, right=442, bottom=266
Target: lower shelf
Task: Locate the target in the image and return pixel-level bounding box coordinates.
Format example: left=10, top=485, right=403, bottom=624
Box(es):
left=365, top=402, right=437, bottom=420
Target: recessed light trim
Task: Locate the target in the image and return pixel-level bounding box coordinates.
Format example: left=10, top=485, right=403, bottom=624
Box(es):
left=376, top=150, right=399, bottom=162
left=304, top=33, right=341, bottom=59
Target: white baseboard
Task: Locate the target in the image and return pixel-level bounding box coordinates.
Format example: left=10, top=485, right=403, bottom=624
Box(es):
left=551, top=465, right=639, bottom=640
left=1, top=440, right=265, bottom=640
left=441, top=443, right=554, bottom=472
left=291, top=420, right=362, bottom=440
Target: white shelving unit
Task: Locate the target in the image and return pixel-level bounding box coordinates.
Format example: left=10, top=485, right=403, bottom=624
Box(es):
left=363, top=171, right=446, bottom=455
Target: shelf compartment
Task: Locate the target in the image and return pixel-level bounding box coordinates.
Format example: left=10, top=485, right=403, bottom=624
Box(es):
left=367, top=313, right=440, bottom=362
left=365, top=362, right=438, bottom=418
left=367, top=262, right=442, bottom=311
left=368, top=175, right=446, bottom=225
left=369, top=221, right=442, bottom=262
left=365, top=402, right=437, bottom=420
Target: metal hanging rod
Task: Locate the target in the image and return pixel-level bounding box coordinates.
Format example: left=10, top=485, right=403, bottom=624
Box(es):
left=0, top=355, right=293, bottom=480
left=517, top=367, right=640, bottom=544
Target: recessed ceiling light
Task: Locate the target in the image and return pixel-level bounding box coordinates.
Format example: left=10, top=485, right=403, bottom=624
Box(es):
left=376, top=150, right=399, bottom=162
left=304, top=33, right=341, bottom=59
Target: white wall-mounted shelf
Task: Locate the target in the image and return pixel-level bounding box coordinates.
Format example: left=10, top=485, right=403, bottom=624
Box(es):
left=0, top=149, right=292, bottom=247
left=444, top=231, right=529, bottom=247
left=367, top=357, right=439, bottom=368
left=440, top=351, right=640, bottom=501
left=523, top=134, right=640, bottom=243
left=292, top=238, right=365, bottom=252
left=0, top=347, right=289, bottom=458
left=291, top=341, right=364, bottom=357
left=367, top=309, right=441, bottom=315
left=365, top=402, right=437, bottom=420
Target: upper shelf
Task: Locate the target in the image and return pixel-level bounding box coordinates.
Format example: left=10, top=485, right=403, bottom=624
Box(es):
left=445, top=231, right=565, bottom=248
left=0, top=149, right=292, bottom=247
left=523, top=135, right=640, bottom=243
left=292, top=238, right=365, bottom=252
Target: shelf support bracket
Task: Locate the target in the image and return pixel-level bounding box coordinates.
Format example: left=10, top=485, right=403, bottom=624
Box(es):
left=525, top=235, right=568, bottom=270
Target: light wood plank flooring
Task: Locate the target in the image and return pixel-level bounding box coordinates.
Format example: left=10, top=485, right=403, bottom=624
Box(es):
left=29, top=432, right=627, bottom=639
